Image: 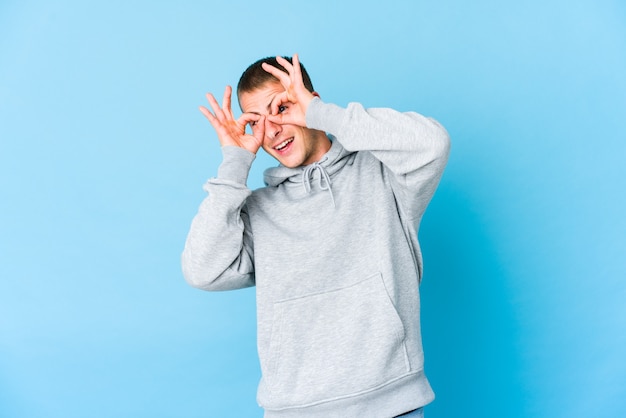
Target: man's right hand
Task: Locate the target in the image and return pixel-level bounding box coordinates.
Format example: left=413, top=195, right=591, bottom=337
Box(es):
left=261, top=54, right=315, bottom=128
left=199, top=85, right=265, bottom=154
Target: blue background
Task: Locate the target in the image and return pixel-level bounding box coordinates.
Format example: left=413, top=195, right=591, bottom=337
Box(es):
left=1, top=1, right=625, bottom=417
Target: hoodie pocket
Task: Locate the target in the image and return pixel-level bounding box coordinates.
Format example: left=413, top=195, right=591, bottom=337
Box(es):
left=265, top=272, right=410, bottom=408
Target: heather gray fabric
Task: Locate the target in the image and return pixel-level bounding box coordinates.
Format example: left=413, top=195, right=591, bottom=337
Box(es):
left=182, top=97, right=450, bottom=417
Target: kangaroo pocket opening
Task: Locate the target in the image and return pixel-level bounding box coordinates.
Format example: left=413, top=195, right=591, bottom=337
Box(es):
left=265, top=272, right=410, bottom=408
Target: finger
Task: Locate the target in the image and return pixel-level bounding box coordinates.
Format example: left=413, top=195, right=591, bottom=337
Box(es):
left=237, top=112, right=260, bottom=134
left=206, top=93, right=226, bottom=121
left=238, top=112, right=262, bottom=126
left=275, top=56, right=294, bottom=74
left=199, top=105, right=226, bottom=133
left=291, top=53, right=304, bottom=86
left=276, top=54, right=303, bottom=89
left=269, top=91, right=289, bottom=116
left=266, top=113, right=284, bottom=125
left=262, top=62, right=290, bottom=86
left=222, top=85, right=235, bottom=120
left=199, top=105, right=216, bottom=122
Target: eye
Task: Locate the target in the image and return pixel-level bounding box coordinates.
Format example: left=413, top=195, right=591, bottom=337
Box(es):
left=278, top=105, right=287, bottom=113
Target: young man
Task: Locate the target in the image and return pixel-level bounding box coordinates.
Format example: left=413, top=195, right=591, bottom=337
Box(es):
left=182, top=54, right=450, bottom=417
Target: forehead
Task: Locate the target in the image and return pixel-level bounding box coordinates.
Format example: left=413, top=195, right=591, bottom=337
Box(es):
left=238, top=81, right=284, bottom=114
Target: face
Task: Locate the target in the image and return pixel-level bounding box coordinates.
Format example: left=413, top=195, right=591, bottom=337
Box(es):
left=239, top=81, right=331, bottom=168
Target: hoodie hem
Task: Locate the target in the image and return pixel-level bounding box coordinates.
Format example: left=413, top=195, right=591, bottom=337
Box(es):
left=261, top=370, right=434, bottom=418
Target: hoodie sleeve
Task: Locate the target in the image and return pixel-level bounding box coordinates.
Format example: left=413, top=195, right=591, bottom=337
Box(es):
left=181, top=146, right=256, bottom=291
left=306, top=97, right=450, bottom=224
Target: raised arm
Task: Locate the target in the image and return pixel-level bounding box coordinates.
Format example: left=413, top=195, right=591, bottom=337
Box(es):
left=264, top=53, right=450, bottom=223
left=309, top=98, right=450, bottom=223
left=182, top=87, right=262, bottom=291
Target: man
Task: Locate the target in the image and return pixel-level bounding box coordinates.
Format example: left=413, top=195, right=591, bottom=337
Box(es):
left=182, top=54, right=450, bottom=417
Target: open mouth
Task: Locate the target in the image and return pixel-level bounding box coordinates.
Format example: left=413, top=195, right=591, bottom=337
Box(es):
left=274, top=138, right=294, bottom=152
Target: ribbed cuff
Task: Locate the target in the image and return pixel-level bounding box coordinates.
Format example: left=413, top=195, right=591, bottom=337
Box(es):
left=216, top=146, right=256, bottom=185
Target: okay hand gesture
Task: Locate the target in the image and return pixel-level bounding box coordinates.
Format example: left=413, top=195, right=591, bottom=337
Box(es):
left=261, top=54, right=316, bottom=127
left=199, top=85, right=266, bottom=154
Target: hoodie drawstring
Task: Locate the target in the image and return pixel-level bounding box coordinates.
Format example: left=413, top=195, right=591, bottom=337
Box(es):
left=302, top=158, right=336, bottom=207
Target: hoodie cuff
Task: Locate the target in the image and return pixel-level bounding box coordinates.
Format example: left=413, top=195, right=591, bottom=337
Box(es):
left=216, top=146, right=256, bottom=185
left=306, top=97, right=347, bottom=136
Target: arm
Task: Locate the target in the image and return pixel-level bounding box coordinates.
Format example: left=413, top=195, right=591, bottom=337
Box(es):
left=181, top=86, right=265, bottom=291
left=263, top=54, right=450, bottom=223
left=306, top=98, right=450, bottom=222
left=182, top=146, right=256, bottom=291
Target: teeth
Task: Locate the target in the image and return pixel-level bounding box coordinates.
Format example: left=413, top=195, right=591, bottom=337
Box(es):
left=275, top=139, right=293, bottom=151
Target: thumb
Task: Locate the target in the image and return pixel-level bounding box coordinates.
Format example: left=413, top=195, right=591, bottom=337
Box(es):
left=267, top=112, right=306, bottom=127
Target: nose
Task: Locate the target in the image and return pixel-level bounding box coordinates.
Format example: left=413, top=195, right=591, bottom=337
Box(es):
left=265, top=118, right=282, bottom=139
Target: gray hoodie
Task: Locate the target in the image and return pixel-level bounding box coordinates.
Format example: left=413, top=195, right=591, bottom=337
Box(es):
left=182, top=97, right=450, bottom=417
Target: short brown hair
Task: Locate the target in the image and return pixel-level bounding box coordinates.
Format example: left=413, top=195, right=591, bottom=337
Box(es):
left=236, top=56, right=315, bottom=100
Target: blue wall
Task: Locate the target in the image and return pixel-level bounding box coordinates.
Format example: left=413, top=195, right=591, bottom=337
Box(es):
left=1, top=1, right=624, bottom=417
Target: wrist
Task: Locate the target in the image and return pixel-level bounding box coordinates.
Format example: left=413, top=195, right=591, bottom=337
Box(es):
left=217, top=146, right=256, bottom=184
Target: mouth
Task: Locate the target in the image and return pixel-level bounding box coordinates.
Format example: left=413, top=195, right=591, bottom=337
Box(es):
left=274, top=138, right=294, bottom=152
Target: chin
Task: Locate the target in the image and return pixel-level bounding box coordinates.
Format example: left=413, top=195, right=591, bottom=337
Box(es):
left=279, top=160, right=300, bottom=169
left=274, top=153, right=302, bottom=168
